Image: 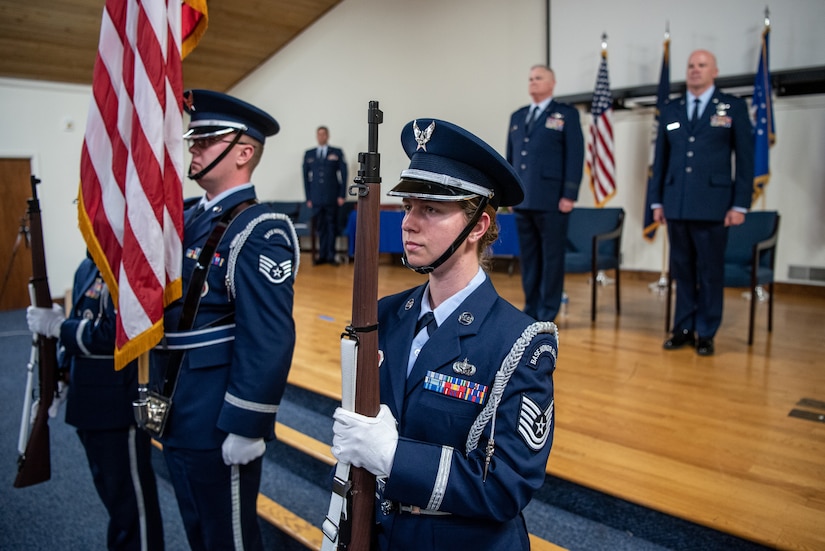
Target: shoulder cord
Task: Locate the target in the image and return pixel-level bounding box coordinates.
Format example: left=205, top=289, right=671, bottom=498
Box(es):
left=465, top=321, right=558, bottom=456
left=225, top=211, right=301, bottom=300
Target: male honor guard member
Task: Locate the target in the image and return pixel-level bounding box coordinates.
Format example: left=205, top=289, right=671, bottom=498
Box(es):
left=331, top=119, right=558, bottom=550
left=150, top=90, right=300, bottom=551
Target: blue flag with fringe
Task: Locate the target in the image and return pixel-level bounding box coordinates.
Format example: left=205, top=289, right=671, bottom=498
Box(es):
left=752, top=23, right=775, bottom=202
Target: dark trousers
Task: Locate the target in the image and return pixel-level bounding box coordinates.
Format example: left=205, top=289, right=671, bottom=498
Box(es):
left=163, top=445, right=263, bottom=551
left=514, top=209, right=569, bottom=322
left=668, top=219, right=728, bottom=339
left=314, top=203, right=339, bottom=262
left=77, top=426, right=164, bottom=551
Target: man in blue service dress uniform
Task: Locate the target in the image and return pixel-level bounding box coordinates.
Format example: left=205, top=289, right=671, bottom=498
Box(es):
left=151, top=90, right=300, bottom=550
left=302, top=125, right=348, bottom=265
left=507, top=65, right=584, bottom=322
left=331, top=119, right=558, bottom=550
left=648, top=50, right=753, bottom=356
left=27, top=255, right=165, bottom=550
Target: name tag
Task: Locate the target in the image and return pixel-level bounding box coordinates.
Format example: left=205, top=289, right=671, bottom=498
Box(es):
left=666, top=122, right=681, bottom=131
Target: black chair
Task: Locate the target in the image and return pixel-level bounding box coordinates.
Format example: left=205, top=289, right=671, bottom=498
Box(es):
left=564, top=207, right=625, bottom=321
left=664, top=211, right=780, bottom=345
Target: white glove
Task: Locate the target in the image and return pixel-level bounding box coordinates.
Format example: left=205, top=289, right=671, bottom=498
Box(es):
left=332, top=404, right=398, bottom=478
left=48, top=380, right=69, bottom=418
left=26, top=304, right=65, bottom=339
left=221, top=433, right=265, bottom=466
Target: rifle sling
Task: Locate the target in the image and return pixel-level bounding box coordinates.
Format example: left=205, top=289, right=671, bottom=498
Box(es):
left=160, top=199, right=255, bottom=397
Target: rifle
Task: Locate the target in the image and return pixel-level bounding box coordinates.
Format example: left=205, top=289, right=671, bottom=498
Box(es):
left=321, top=101, right=382, bottom=551
left=14, top=175, right=58, bottom=488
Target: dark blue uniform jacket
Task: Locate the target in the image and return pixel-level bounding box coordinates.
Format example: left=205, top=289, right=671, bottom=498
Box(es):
left=375, top=276, right=557, bottom=550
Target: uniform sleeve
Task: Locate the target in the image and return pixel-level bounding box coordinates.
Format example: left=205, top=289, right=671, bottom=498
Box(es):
left=731, top=97, right=755, bottom=210
left=58, top=281, right=116, bottom=357
left=302, top=153, right=310, bottom=195
left=337, top=149, right=348, bottom=199
left=384, top=329, right=557, bottom=522
left=563, top=106, right=585, bottom=200
left=216, top=214, right=297, bottom=438
left=648, top=106, right=671, bottom=207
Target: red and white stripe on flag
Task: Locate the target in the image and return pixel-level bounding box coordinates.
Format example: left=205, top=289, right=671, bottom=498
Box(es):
left=585, top=52, right=616, bottom=207
left=78, top=0, right=190, bottom=371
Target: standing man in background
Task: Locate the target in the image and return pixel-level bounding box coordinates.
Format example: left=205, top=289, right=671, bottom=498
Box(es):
left=648, top=50, right=753, bottom=356
left=303, top=125, right=348, bottom=265
left=507, top=65, right=585, bottom=322
left=27, top=254, right=165, bottom=550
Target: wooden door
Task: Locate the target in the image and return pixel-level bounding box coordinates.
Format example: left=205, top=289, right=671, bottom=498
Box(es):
left=0, top=158, right=36, bottom=311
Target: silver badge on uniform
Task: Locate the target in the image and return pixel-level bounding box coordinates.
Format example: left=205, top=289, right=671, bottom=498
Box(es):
left=457, top=311, right=474, bottom=325
left=452, top=358, right=476, bottom=376
left=405, top=298, right=415, bottom=310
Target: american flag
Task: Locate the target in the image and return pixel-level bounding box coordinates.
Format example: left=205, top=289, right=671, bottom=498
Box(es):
left=78, top=0, right=207, bottom=370
left=752, top=20, right=775, bottom=203
left=643, top=33, right=671, bottom=242
left=586, top=45, right=616, bottom=207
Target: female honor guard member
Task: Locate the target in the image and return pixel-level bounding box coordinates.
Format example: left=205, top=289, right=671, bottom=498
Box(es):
left=27, top=255, right=164, bottom=550
left=332, top=119, right=558, bottom=550
left=151, top=90, right=300, bottom=550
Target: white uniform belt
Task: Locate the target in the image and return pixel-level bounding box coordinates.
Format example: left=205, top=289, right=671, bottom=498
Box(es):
left=159, top=324, right=236, bottom=350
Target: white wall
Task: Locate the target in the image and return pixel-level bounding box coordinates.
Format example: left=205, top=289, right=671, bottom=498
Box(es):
left=1, top=0, right=824, bottom=295
left=550, top=0, right=825, bottom=95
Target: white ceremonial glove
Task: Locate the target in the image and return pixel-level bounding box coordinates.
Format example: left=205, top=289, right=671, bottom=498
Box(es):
left=26, top=304, right=65, bottom=339
left=332, top=404, right=398, bottom=478
left=221, top=433, right=266, bottom=466
left=48, top=380, right=69, bottom=419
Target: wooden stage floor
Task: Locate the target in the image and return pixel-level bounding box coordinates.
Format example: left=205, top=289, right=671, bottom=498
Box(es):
left=286, top=253, right=825, bottom=551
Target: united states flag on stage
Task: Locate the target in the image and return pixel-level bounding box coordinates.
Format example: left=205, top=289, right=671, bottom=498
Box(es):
left=643, top=32, right=671, bottom=242
left=752, top=19, right=775, bottom=203
left=78, top=0, right=207, bottom=370
left=586, top=41, right=615, bottom=207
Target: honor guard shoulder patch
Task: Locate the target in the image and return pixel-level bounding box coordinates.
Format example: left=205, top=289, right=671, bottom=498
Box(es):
left=528, top=342, right=557, bottom=370
left=518, top=395, right=553, bottom=451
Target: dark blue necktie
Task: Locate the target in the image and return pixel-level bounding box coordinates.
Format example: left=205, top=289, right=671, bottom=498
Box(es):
left=526, top=106, right=538, bottom=133
left=415, top=311, right=437, bottom=336
left=690, top=98, right=701, bottom=128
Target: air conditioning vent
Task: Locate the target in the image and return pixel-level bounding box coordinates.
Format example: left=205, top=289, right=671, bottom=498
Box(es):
left=788, top=265, right=825, bottom=282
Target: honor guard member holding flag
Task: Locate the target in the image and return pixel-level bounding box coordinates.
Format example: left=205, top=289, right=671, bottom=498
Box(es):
left=331, top=119, right=558, bottom=550
left=27, top=255, right=165, bottom=550
left=151, top=90, right=300, bottom=550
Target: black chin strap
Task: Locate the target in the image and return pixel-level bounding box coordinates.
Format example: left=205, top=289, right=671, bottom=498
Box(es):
left=188, top=132, right=244, bottom=181
left=402, top=197, right=490, bottom=275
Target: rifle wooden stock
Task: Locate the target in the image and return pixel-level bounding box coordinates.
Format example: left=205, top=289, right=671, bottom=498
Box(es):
left=345, top=102, right=383, bottom=550
left=14, top=175, right=58, bottom=489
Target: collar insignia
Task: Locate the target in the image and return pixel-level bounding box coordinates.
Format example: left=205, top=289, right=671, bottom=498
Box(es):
left=413, top=120, right=436, bottom=151
left=405, top=298, right=415, bottom=310
left=458, top=311, right=474, bottom=325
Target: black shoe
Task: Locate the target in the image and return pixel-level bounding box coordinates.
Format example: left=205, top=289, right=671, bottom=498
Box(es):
left=696, top=338, right=715, bottom=356
left=663, top=329, right=695, bottom=350
left=313, top=258, right=328, bottom=266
